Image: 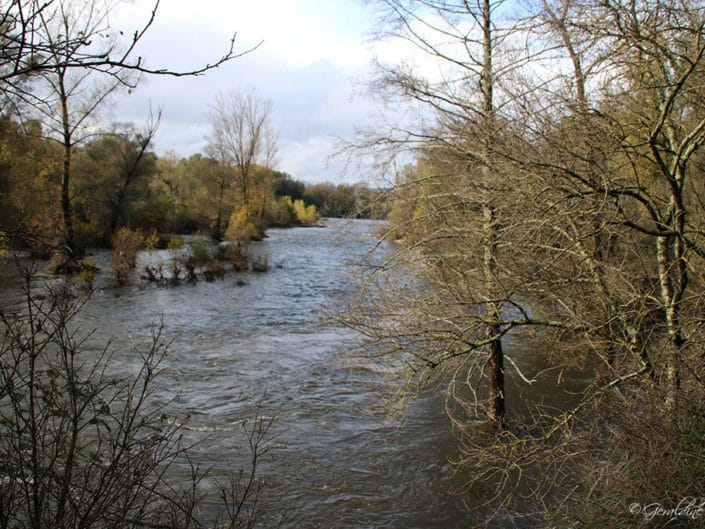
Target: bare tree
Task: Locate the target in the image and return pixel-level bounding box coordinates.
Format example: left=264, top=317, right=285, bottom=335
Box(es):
left=348, top=0, right=539, bottom=430
left=348, top=0, right=705, bottom=525
left=255, top=125, right=278, bottom=223
left=0, top=0, right=249, bottom=85
left=206, top=88, right=276, bottom=229
left=520, top=0, right=705, bottom=410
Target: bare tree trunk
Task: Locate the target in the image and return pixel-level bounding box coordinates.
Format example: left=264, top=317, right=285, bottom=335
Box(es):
left=657, top=230, right=686, bottom=408
left=481, top=0, right=493, bottom=118
left=481, top=0, right=505, bottom=430
left=483, top=203, right=506, bottom=429
left=487, top=330, right=505, bottom=427
left=215, top=178, right=226, bottom=240
left=59, top=75, right=76, bottom=263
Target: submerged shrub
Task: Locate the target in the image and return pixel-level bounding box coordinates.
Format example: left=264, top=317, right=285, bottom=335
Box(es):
left=190, top=237, right=216, bottom=263
left=112, top=227, right=144, bottom=285
left=251, top=253, right=270, bottom=272
left=203, top=261, right=226, bottom=281
left=166, top=235, right=185, bottom=252
left=221, top=241, right=249, bottom=271
left=144, top=229, right=160, bottom=250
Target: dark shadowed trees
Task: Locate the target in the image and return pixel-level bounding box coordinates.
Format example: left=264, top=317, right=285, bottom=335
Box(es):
left=71, top=118, right=160, bottom=245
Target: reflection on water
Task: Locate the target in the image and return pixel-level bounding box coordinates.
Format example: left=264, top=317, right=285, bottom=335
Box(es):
left=0, top=219, right=468, bottom=528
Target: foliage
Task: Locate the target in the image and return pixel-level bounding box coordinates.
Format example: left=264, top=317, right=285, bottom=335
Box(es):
left=73, top=123, right=159, bottom=244
left=302, top=182, right=388, bottom=219
left=273, top=171, right=305, bottom=201
left=303, top=183, right=356, bottom=218
left=225, top=205, right=264, bottom=242
left=263, top=196, right=319, bottom=226
left=189, top=236, right=216, bottom=264
left=144, top=229, right=160, bottom=251
left=0, top=118, right=62, bottom=256
left=292, top=198, right=318, bottom=226
left=166, top=235, right=184, bottom=252
left=266, top=196, right=299, bottom=227
left=112, top=227, right=144, bottom=286
left=147, top=152, right=212, bottom=234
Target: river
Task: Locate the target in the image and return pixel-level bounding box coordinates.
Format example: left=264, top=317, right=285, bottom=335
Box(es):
left=1, top=219, right=471, bottom=528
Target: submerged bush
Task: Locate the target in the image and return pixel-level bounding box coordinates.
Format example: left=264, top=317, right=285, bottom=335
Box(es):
left=166, top=234, right=185, bottom=252
left=112, top=227, right=144, bottom=285
left=144, top=229, right=160, bottom=250
left=190, top=236, right=216, bottom=263
left=221, top=241, right=250, bottom=271
left=251, top=253, right=270, bottom=272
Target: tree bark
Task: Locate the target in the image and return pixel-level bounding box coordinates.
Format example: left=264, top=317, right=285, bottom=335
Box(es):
left=109, top=135, right=152, bottom=236
left=657, top=232, right=685, bottom=408
left=483, top=203, right=506, bottom=429
left=59, top=75, right=76, bottom=262
left=215, top=178, right=226, bottom=240
left=481, top=0, right=506, bottom=430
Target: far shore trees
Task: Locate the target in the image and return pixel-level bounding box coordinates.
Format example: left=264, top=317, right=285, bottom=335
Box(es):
left=71, top=117, right=160, bottom=247
left=1, top=0, right=251, bottom=271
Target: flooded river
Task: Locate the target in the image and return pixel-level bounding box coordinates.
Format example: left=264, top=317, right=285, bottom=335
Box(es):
left=1, top=219, right=469, bottom=528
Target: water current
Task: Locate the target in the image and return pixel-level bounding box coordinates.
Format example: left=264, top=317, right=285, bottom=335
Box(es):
left=1, top=219, right=470, bottom=528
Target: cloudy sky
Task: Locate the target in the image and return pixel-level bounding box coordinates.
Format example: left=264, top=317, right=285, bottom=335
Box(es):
left=109, top=0, right=385, bottom=184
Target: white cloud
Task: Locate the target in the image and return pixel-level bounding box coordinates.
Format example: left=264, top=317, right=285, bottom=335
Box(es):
left=107, top=0, right=379, bottom=183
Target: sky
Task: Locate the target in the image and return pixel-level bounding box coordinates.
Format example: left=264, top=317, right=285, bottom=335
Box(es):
left=109, top=0, right=384, bottom=184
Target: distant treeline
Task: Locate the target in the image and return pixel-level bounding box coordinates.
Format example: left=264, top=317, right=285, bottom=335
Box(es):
left=0, top=117, right=388, bottom=256
left=275, top=177, right=389, bottom=220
